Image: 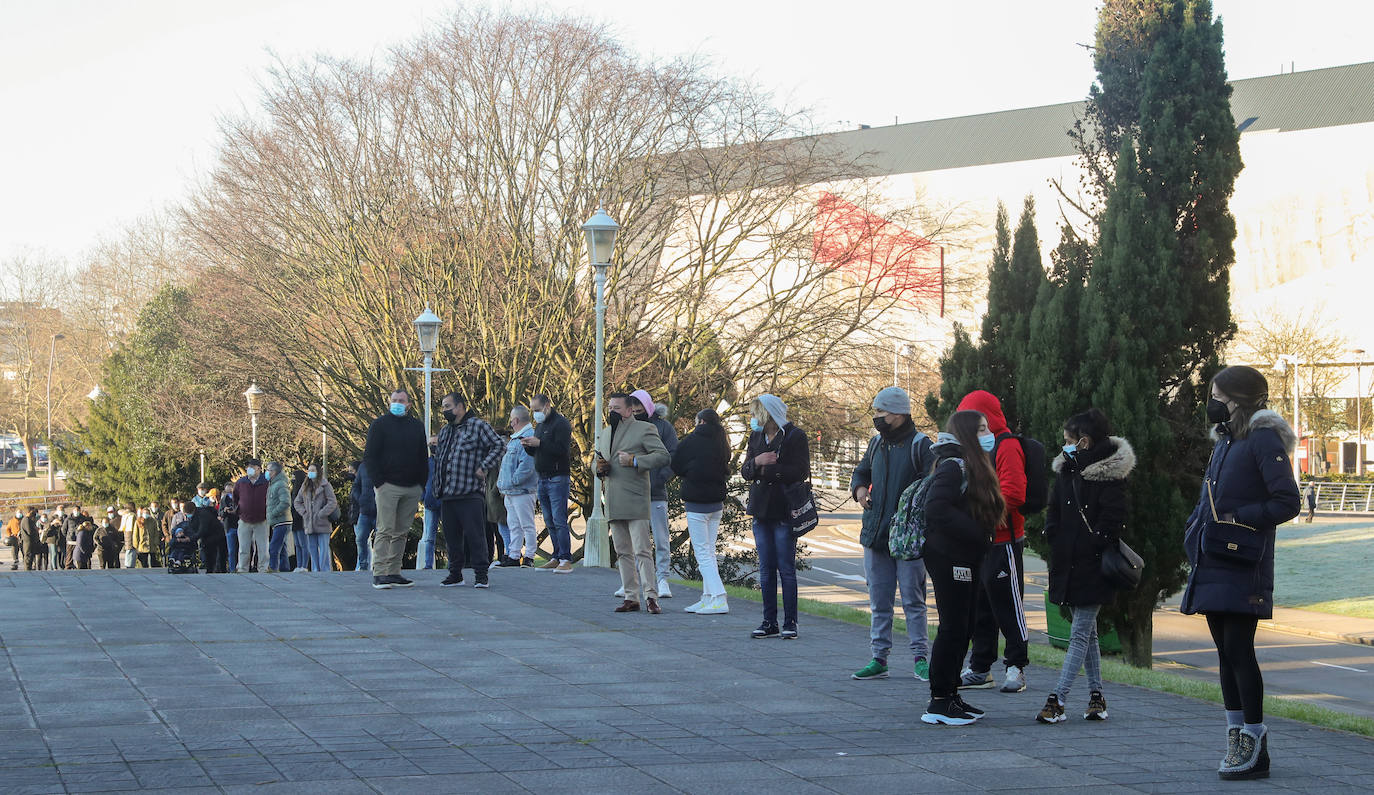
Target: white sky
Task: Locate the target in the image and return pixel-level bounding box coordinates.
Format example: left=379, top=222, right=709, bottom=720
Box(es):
left=1, top=0, right=1371, bottom=265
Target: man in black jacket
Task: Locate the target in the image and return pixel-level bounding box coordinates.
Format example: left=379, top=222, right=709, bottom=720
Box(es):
left=363, top=389, right=429, bottom=589
left=522, top=394, right=574, bottom=571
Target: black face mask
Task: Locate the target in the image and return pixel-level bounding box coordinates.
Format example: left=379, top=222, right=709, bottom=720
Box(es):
left=872, top=416, right=887, bottom=433
left=607, top=412, right=621, bottom=429
left=442, top=409, right=457, bottom=423
left=1205, top=398, right=1232, bottom=424
left=633, top=410, right=648, bottom=421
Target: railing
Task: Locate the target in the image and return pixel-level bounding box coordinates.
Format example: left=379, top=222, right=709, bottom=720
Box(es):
left=1306, top=481, right=1374, bottom=513
left=0, top=493, right=69, bottom=514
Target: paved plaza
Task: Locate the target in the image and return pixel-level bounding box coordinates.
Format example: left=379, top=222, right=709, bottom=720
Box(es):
left=0, top=568, right=1371, bottom=794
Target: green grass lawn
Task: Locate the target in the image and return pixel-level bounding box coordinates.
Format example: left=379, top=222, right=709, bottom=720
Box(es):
left=1274, top=518, right=1374, bottom=617
left=677, top=577, right=1374, bottom=738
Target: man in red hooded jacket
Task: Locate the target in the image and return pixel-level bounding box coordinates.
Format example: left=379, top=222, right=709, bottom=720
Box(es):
left=956, top=390, right=1031, bottom=693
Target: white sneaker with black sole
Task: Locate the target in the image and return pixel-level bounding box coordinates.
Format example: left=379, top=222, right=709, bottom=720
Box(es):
left=1000, top=665, right=1027, bottom=693
left=921, top=697, right=979, bottom=726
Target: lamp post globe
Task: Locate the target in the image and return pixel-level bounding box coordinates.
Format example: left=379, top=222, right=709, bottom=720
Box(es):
left=581, top=207, right=620, bottom=266
left=413, top=307, right=442, bottom=355
left=244, top=383, right=265, bottom=458
left=581, top=208, right=620, bottom=569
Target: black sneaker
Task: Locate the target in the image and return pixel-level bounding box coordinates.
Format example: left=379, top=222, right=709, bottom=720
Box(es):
left=780, top=622, right=798, bottom=640
left=1036, top=694, right=1066, bottom=724
left=751, top=622, right=780, bottom=639
left=922, top=697, right=978, bottom=726
left=520, top=557, right=534, bottom=568
left=474, top=577, right=489, bottom=589
left=390, top=575, right=414, bottom=587
left=372, top=576, right=392, bottom=590
left=440, top=574, right=464, bottom=587
left=954, top=695, right=986, bottom=719
left=1084, top=691, right=1108, bottom=721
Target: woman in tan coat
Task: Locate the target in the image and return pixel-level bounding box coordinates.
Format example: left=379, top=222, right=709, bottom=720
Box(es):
left=292, top=462, right=338, bottom=572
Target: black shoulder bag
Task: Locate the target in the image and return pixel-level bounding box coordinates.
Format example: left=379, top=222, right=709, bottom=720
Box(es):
left=1071, top=477, right=1144, bottom=591
left=776, top=428, right=818, bottom=538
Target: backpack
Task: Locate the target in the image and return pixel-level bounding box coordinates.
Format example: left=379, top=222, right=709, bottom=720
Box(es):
left=860, top=431, right=935, bottom=480
left=888, top=458, right=965, bottom=560
left=994, top=433, right=1048, bottom=516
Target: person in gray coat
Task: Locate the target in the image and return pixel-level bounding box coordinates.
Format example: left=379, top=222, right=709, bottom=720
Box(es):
left=630, top=389, right=679, bottom=599
left=849, top=386, right=935, bottom=682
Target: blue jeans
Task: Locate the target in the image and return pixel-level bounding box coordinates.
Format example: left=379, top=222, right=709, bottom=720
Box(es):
left=292, top=528, right=309, bottom=569
left=268, top=523, right=291, bottom=571
left=752, top=519, right=797, bottom=627
left=420, top=507, right=438, bottom=569
left=539, top=475, right=572, bottom=562
left=864, top=546, right=929, bottom=661
left=354, top=515, right=375, bottom=571
left=306, top=533, right=332, bottom=571
left=226, top=528, right=239, bottom=572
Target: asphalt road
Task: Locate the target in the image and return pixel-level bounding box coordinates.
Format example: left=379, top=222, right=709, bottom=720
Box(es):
left=754, top=514, right=1374, bottom=719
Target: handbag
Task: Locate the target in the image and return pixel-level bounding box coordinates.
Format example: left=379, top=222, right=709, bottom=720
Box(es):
left=775, top=428, right=818, bottom=537
left=1200, top=479, right=1264, bottom=565
left=1072, top=478, right=1144, bottom=590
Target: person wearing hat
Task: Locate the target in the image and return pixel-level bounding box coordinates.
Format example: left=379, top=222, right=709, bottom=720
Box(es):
left=628, top=389, right=679, bottom=599
left=850, top=386, right=935, bottom=681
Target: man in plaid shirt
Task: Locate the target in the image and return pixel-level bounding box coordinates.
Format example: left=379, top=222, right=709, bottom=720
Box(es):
left=433, top=392, right=505, bottom=588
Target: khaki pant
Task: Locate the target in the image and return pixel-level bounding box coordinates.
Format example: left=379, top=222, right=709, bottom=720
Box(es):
left=373, top=483, right=423, bottom=576
left=610, top=518, right=657, bottom=603
left=237, top=520, right=270, bottom=572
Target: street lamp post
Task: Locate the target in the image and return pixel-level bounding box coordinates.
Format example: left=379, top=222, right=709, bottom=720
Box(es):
left=244, top=383, right=265, bottom=459
left=45, top=333, right=64, bottom=491
left=1356, top=349, right=1367, bottom=476
left=582, top=207, right=620, bottom=568
left=1276, top=354, right=1302, bottom=480
left=405, top=308, right=448, bottom=438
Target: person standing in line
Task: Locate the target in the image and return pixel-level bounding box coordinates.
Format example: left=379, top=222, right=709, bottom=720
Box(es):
left=62, top=504, right=82, bottom=569
left=957, top=390, right=1032, bottom=694
left=670, top=409, right=732, bottom=615
left=598, top=393, right=671, bottom=613
left=4, top=509, right=22, bottom=570
left=419, top=457, right=440, bottom=570
left=1182, top=366, right=1299, bottom=780
left=265, top=462, right=292, bottom=573
left=95, top=507, right=123, bottom=568
left=523, top=394, right=573, bottom=571
left=161, top=499, right=187, bottom=555
left=233, top=459, right=272, bottom=573
left=740, top=394, right=809, bottom=639
left=293, top=462, right=338, bottom=572
left=484, top=458, right=510, bottom=567
left=921, top=411, right=1004, bottom=726
left=1037, top=409, right=1133, bottom=724
left=500, top=406, right=541, bottom=569
left=146, top=501, right=164, bottom=567
left=119, top=503, right=138, bottom=569
left=74, top=514, right=97, bottom=569
left=850, top=386, right=935, bottom=682
left=630, top=390, right=679, bottom=599
left=218, top=485, right=239, bottom=571
left=189, top=494, right=227, bottom=573
left=41, top=511, right=61, bottom=570
left=363, top=389, right=428, bottom=589
left=432, top=392, right=504, bottom=588
left=1303, top=482, right=1316, bottom=523
left=289, top=468, right=309, bottom=571
left=21, top=506, right=44, bottom=571
left=349, top=461, right=378, bottom=572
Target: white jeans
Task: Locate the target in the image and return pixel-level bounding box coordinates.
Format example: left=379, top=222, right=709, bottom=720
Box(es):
left=686, top=510, right=725, bottom=597
left=650, top=500, right=671, bottom=583
left=503, top=493, right=538, bottom=559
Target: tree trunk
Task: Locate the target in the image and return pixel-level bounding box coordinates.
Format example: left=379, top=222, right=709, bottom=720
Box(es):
left=21, top=436, right=37, bottom=479
left=1119, top=590, right=1156, bottom=668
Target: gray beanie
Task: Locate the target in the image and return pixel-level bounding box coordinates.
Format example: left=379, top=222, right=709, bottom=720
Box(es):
left=872, top=386, right=912, bottom=415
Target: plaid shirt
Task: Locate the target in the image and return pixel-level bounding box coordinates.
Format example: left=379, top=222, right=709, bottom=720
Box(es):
left=432, top=412, right=504, bottom=500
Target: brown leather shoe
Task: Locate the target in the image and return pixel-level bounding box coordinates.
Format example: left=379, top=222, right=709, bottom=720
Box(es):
left=646, top=598, right=662, bottom=614
left=614, top=600, right=640, bottom=613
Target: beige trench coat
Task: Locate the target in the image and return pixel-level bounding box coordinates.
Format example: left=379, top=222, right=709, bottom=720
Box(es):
left=595, top=418, right=669, bottom=521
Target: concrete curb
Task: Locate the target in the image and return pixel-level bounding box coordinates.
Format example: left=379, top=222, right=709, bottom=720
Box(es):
left=1253, top=618, right=1374, bottom=647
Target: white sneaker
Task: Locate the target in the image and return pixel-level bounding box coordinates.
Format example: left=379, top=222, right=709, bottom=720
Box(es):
left=614, top=586, right=626, bottom=598
left=695, top=594, right=729, bottom=615
left=684, top=599, right=704, bottom=613
left=657, top=579, right=672, bottom=598
left=293, top=567, right=308, bottom=573
left=1000, top=665, right=1027, bottom=693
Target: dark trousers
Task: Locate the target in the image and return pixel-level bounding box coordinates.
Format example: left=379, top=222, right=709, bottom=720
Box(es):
left=100, top=545, right=121, bottom=568
left=136, top=552, right=151, bottom=568
left=925, top=547, right=982, bottom=698
left=442, top=496, right=488, bottom=577
left=201, top=535, right=228, bottom=573
left=969, top=539, right=1030, bottom=672
left=1207, top=613, right=1264, bottom=723
left=487, top=521, right=505, bottom=562
left=752, top=519, right=797, bottom=627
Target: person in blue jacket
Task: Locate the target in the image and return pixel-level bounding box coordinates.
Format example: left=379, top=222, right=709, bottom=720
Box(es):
left=350, top=461, right=378, bottom=572
left=419, top=457, right=441, bottom=569
left=1182, top=365, right=1299, bottom=781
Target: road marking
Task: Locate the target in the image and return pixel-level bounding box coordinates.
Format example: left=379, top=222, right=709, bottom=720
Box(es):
left=805, top=539, right=860, bottom=555
left=810, top=565, right=866, bottom=583
left=1311, top=661, right=1368, bottom=673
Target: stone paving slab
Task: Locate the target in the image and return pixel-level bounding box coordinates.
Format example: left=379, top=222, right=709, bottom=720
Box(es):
left=0, top=568, right=1371, bottom=793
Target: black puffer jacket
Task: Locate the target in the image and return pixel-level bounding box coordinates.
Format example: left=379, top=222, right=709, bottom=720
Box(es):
left=922, top=442, right=991, bottom=564
left=1045, top=437, right=1135, bottom=607
left=671, top=423, right=731, bottom=505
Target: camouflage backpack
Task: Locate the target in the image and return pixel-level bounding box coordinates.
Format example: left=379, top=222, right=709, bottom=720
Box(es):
left=888, top=458, right=965, bottom=560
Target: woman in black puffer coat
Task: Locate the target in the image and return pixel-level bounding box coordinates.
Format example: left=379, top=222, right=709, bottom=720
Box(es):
left=671, top=410, right=733, bottom=614
left=1037, top=408, right=1134, bottom=725
left=1182, top=366, right=1299, bottom=781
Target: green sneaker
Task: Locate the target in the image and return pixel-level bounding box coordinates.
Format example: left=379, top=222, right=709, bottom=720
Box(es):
left=852, top=658, right=889, bottom=680
left=913, top=657, right=930, bottom=682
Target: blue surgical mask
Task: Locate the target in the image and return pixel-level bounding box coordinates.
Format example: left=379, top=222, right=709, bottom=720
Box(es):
left=749, top=418, right=763, bottom=433
left=389, top=402, right=406, bottom=416
left=532, top=411, right=546, bottom=424
left=307, top=471, right=317, bottom=480
left=978, top=433, right=996, bottom=453
left=246, top=467, right=258, bottom=478
left=1063, top=443, right=1079, bottom=456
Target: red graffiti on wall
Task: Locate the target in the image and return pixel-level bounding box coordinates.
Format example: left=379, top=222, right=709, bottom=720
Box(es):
left=813, top=192, right=943, bottom=310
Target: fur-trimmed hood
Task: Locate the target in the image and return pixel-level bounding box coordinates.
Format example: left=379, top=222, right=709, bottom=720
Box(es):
left=1209, top=409, right=1298, bottom=452
left=1052, top=436, right=1136, bottom=481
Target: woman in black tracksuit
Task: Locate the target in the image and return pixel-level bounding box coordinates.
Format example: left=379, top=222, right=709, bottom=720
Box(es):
left=921, top=410, right=1005, bottom=726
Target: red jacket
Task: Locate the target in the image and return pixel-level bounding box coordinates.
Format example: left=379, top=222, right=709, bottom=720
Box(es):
left=958, top=390, right=1025, bottom=543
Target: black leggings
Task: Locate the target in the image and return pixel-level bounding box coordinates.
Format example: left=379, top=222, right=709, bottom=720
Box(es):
left=925, top=548, right=982, bottom=699
left=1206, top=613, right=1263, bottom=723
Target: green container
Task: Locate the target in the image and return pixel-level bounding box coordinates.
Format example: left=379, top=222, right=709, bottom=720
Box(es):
left=1043, top=591, right=1121, bottom=654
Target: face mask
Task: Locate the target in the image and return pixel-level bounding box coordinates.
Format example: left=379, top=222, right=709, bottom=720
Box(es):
left=1205, top=397, right=1231, bottom=424
left=978, top=433, right=996, bottom=453
left=749, top=418, right=763, bottom=433
left=872, top=416, right=888, bottom=433
left=389, top=402, right=406, bottom=416
left=1063, top=443, right=1079, bottom=456
left=633, top=410, right=647, bottom=421
left=441, top=408, right=457, bottom=423
left=532, top=411, right=546, bottom=424
left=607, top=412, right=621, bottom=428
left=247, top=467, right=258, bottom=477
left=307, top=471, right=317, bottom=480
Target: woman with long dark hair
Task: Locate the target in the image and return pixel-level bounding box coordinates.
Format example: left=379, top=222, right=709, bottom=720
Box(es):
left=921, top=410, right=1005, bottom=725
left=1182, top=365, right=1299, bottom=780
left=671, top=408, right=733, bottom=615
